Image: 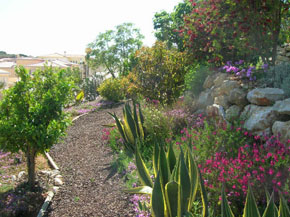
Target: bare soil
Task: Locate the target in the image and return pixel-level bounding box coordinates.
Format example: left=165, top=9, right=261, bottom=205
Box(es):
left=46, top=103, right=135, bottom=217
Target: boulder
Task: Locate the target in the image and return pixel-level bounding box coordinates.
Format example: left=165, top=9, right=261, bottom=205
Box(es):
left=241, top=105, right=278, bottom=132
left=228, top=88, right=249, bottom=107
left=214, top=95, right=230, bottom=109
left=272, top=121, right=290, bottom=144
left=213, top=80, right=240, bottom=98
left=203, top=74, right=216, bottom=89
left=247, top=88, right=285, bottom=106
left=206, top=104, right=226, bottom=120
left=225, top=105, right=241, bottom=121
left=273, top=98, right=290, bottom=115
left=196, top=89, right=214, bottom=109
left=213, top=73, right=228, bottom=87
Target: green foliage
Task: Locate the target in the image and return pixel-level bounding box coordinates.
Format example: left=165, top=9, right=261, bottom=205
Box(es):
left=87, top=23, right=144, bottom=77
left=98, top=78, right=124, bottom=102
left=133, top=41, right=189, bottom=105
left=0, top=66, right=74, bottom=189
left=82, top=73, right=104, bottom=101
left=142, top=103, right=171, bottom=144
left=184, top=64, right=212, bottom=97
left=125, top=143, right=206, bottom=217
left=153, top=1, right=192, bottom=51
left=110, top=102, right=145, bottom=154
left=260, top=63, right=290, bottom=97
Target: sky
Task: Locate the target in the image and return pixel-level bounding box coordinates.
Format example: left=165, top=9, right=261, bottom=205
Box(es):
left=0, top=0, right=181, bottom=56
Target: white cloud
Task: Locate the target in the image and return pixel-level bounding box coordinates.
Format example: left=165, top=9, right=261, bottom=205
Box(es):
left=0, top=0, right=181, bottom=56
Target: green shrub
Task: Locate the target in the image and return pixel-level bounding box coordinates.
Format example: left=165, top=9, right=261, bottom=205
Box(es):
left=81, top=73, right=104, bottom=101
left=98, top=78, right=124, bottom=102
left=260, top=62, right=290, bottom=97
left=184, top=64, right=212, bottom=97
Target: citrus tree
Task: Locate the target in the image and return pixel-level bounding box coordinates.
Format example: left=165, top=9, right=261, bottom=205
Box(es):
left=0, top=66, right=74, bottom=189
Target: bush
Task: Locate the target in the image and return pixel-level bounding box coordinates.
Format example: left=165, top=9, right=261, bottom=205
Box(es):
left=133, top=41, right=189, bottom=105
left=98, top=78, right=124, bottom=102
left=174, top=117, right=290, bottom=215
left=119, top=72, right=140, bottom=100
left=81, top=73, right=104, bottom=101
left=260, top=62, right=290, bottom=97
left=184, top=64, right=212, bottom=97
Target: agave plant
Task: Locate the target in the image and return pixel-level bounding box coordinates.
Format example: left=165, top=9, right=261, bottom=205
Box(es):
left=109, top=102, right=145, bottom=154
left=125, top=142, right=208, bottom=217
left=221, top=185, right=290, bottom=217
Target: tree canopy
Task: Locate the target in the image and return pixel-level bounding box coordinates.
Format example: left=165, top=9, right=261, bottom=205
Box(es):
left=86, top=23, right=144, bottom=78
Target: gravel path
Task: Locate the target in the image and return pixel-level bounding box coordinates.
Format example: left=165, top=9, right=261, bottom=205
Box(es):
left=46, top=104, right=135, bottom=217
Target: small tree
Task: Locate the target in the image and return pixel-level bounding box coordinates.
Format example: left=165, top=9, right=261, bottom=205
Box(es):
left=0, top=66, right=74, bottom=190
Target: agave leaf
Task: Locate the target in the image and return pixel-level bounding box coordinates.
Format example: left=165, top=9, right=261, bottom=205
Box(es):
left=279, top=192, right=290, bottom=217
left=243, top=185, right=261, bottom=217
left=221, top=185, right=235, bottom=217
left=123, top=108, right=136, bottom=145
left=135, top=147, right=153, bottom=188
left=124, top=186, right=153, bottom=194
left=184, top=212, right=195, bottom=217
left=265, top=189, right=278, bottom=215
left=262, top=192, right=277, bottom=217
left=178, top=148, right=191, bottom=216
left=199, top=169, right=209, bottom=217
left=109, top=112, right=127, bottom=143
left=138, top=102, right=144, bottom=124
left=152, top=172, right=165, bottom=217
left=187, top=150, right=199, bottom=210
left=153, top=142, right=160, bottom=178
left=133, top=102, right=141, bottom=137
left=159, top=146, right=170, bottom=187
left=165, top=181, right=179, bottom=217
left=167, top=142, right=176, bottom=173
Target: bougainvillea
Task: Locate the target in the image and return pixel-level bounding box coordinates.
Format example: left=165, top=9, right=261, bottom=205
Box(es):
left=181, top=0, right=290, bottom=65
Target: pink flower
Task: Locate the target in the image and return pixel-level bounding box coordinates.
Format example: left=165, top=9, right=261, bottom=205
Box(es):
left=268, top=168, right=274, bottom=175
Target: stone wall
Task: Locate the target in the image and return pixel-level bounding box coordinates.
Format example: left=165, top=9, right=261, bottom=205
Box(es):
left=194, top=73, right=290, bottom=144
left=277, top=43, right=290, bottom=64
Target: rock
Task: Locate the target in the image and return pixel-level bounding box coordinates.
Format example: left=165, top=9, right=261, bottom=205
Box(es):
left=213, top=80, right=240, bottom=98
left=272, top=121, right=290, bottom=144
left=206, top=104, right=226, bottom=120
left=285, top=45, right=290, bottom=52
left=213, top=73, right=228, bottom=87
left=11, top=175, right=17, bottom=182
left=228, top=88, right=249, bottom=107
left=214, top=95, right=230, bottom=109
left=225, top=105, right=241, bottom=121
left=276, top=55, right=290, bottom=62
left=286, top=52, right=290, bottom=57
left=247, top=88, right=285, bottom=106
left=196, top=89, right=214, bottom=109
left=241, top=105, right=278, bottom=132
left=55, top=175, right=62, bottom=179
left=18, top=171, right=26, bottom=180
left=52, top=186, right=60, bottom=194
left=54, top=177, right=63, bottom=186
left=274, top=98, right=290, bottom=115
left=203, top=74, right=216, bottom=89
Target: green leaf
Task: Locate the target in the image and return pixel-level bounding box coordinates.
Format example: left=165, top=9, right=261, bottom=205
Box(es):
left=152, top=172, right=165, bottom=217
left=243, top=185, right=261, bottom=217
left=178, top=148, right=191, bottom=216
left=153, top=142, right=160, bottom=178
left=187, top=150, right=199, bottom=210
left=199, top=169, right=209, bottom=217
left=159, top=146, right=170, bottom=186
left=135, top=147, right=153, bottom=188
left=165, top=181, right=179, bottom=217
left=221, top=185, right=235, bottom=217
left=279, top=192, right=290, bottom=217
left=262, top=192, right=277, bottom=217
left=167, top=142, right=176, bottom=173
left=124, top=186, right=153, bottom=194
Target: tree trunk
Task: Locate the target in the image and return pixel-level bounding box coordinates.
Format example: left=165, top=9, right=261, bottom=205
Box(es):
left=26, top=146, right=36, bottom=190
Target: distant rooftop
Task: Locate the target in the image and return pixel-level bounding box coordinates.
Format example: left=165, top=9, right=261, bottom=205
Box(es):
left=0, top=62, right=16, bottom=68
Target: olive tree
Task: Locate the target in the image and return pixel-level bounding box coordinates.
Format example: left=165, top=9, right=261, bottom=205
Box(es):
left=0, top=66, right=74, bottom=189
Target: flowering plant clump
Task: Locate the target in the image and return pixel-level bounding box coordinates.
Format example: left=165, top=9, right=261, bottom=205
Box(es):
left=101, top=127, right=123, bottom=152
left=174, top=117, right=290, bottom=214
left=222, top=60, right=269, bottom=81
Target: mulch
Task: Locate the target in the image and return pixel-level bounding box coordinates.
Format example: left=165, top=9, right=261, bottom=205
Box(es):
left=46, top=104, right=135, bottom=217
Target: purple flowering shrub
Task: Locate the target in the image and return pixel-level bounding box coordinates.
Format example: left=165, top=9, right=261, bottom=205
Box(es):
left=175, top=116, right=290, bottom=214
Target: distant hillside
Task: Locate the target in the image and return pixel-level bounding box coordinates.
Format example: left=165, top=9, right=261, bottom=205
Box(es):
left=0, top=51, right=28, bottom=59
